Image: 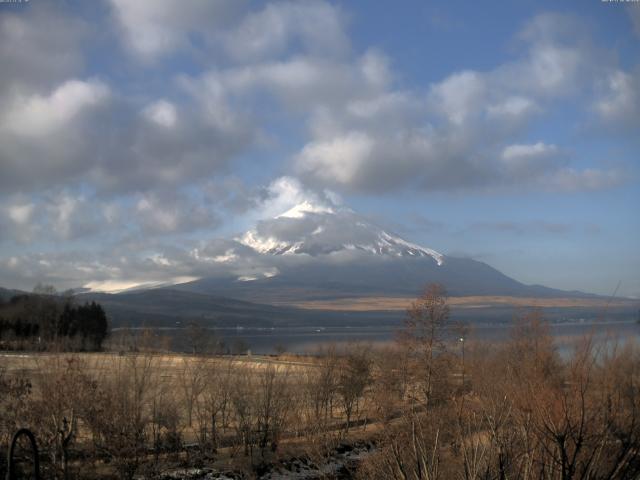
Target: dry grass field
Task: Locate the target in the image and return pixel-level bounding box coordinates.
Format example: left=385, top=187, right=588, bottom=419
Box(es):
left=284, top=295, right=638, bottom=311
left=0, top=351, right=315, bottom=376
left=1, top=349, right=367, bottom=478
left=2, top=291, right=640, bottom=479
left=3, top=309, right=640, bottom=480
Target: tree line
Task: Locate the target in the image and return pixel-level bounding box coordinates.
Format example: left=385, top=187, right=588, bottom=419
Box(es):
left=0, top=285, right=108, bottom=350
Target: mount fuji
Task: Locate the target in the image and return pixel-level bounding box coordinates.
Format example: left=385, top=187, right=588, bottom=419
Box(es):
left=173, top=201, right=591, bottom=303
left=239, top=202, right=444, bottom=264
left=69, top=200, right=633, bottom=330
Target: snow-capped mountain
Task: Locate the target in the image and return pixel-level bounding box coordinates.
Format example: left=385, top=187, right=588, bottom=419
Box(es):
left=237, top=203, right=444, bottom=265
left=171, top=199, right=595, bottom=303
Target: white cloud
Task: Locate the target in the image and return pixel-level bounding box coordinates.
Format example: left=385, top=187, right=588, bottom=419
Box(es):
left=486, top=96, right=538, bottom=118
left=101, top=8, right=629, bottom=199
left=359, top=50, right=393, bottom=90
left=595, top=69, right=639, bottom=122
left=253, top=176, right=339, bottom=221
left=191, top=248, right=238, bottom=264
left=143, top=99, right=177, bottom=128
left=0, top=198, right=40, bottom=243
left=505, top=13, right=588, bottom=96
left=500, top=142, right=562, bottom=179
left=48, top=194, right=78, bottom=239
left=428, top=71, right=485, bottom=125
left=286, top=13, right=622, bottom=194
left=1, top=79, right=109, bottom=137
left=108, top=0, right=240, bottom=60
left=134, top=192, right=218, bottom=235
left=297, top=132, right=373, bottom=186
left=7, top=203, right=34, bottom=225
left=501, top=142, right=558, bottom=161
left=0, top=79, right=114, bottom=194
left=43, top=193, right=111, bottom=241
left=517, top=43, right=582, bottom=95
left=136, top=196, right=179, bottom=233
left=0, top=73, right=254, bottom=195
left=194, top=58, right=361, bottom=112
left=224, top=0, right=349, bottom=61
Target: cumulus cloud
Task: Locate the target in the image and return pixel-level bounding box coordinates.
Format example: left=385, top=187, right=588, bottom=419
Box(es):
left=0, top=237, right=255, bottom=292
left=0, top=250, right=168, bottom=292
left=0, top=5, right=86, bottom=94
left=107, top=0, right=242, bottom=60
left=286, top=13, right=624, bottom=193
left=108, top=0, right=348, bottom=63
left=4, top=4, right=623, bottom=204
left=0, top=192, right=118, bottom=244
left=142, top=99, right=177, bottom=128
left=46, top=193, right=89, bottom=240
left=594, top=68, right=640, bottom=132
left=134, top=192, right=219, bottom=235
left=182, top=53, right=385, bottom=116
left=0, top=197, right=38, bottom=243
left=429, top=71, right=486, bottom=125
left=224, top=0, right=349, bottom=61
left=1, top=79, right=110, bottom=137
left=0, top=79, right=112, bottom=193
left=500, top=142, right=564, bottom=178
left=486, top=96, right=539, bottom=118
left=296, top=132, right=374, bottom=187
left=247, top=176, right=340, bottom=223
left=0, top=78, right=255, bottom=194
left=0, top=187, right=224, bottom=247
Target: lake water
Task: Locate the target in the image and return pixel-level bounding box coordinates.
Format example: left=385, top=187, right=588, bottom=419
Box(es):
left=114, top=320, right=640, bottom=355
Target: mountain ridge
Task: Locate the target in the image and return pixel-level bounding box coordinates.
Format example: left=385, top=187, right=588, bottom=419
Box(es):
left=173, top=201, right=600, bottom=302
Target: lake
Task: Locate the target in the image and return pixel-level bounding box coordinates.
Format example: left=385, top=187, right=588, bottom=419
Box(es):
left=113, top=320, right=640, bottom=355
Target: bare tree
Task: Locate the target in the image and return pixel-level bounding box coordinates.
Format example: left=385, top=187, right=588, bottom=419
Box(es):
left=364, top=410, right=444, bottom=480
left=150, top=374, right=182, bottom=465
left=230, top=366, right=255, bottom=458
left=179, top=355, right=207, bottom=427
left=372, top=345, right=410, bottom=423
left=83, top=353, right=156, bottom=480
left=30, top=355, right=91, bottom=479
left=398, top=283, right=451, bottom=408
left=338, top=344, right=372, bottom=433
left=255, top=364, right=292, bottom=457
left=195, top=358, right=234, bottom=453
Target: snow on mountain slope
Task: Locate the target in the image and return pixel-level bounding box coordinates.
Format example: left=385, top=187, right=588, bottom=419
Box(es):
left=237, top=202, right=444, bottom=265
left=170, top=199, right=601, bottom=300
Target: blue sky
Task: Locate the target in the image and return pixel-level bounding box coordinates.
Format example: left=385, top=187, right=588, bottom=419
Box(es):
left=0, top=0, right=638, bottom=297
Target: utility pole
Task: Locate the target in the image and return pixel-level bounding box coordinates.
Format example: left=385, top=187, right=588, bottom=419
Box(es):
left=459, top=336, right=465, bottom=387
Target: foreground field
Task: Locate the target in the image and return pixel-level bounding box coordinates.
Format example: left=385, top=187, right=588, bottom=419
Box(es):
left=0, top=347, right=384, bottom=479
left=2, top=294, right=640, bottom=479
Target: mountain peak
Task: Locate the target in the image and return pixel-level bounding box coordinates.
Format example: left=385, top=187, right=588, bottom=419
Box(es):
left=237, top=204, right=444, bottom=265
